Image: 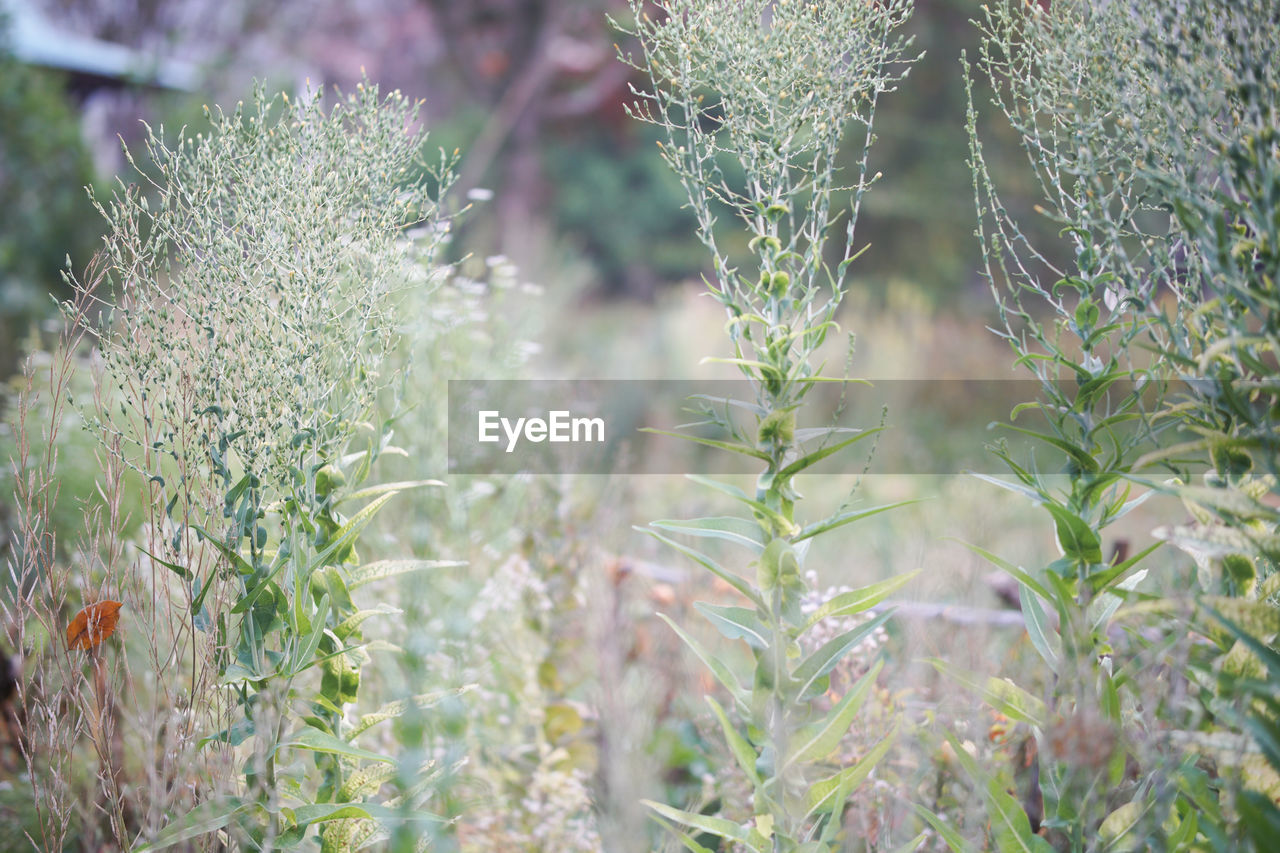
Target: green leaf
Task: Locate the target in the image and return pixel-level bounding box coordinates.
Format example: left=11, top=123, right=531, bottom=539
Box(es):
left=1178, top=485, right=1276, bottom=521
left=788, top=659, right=882, bottom=766
left=672, top=831, right=716, bottom=853
left=133, top=800, right=252, bottom=851
left=288, top=802, right=445, bottom=826
left=997, top=423, right=1098, bottom=474
left=926, top=659, right=1046, bottom=727
left=638, top=526, right=762, bottom=606
left=642, top=801, right=766, bottom=853
left=1018, top=585, right=1059, bottom=668
left=911, top=803, right=977, bottom=853
left=192, top=524, right=254, bottom=576
left=138, top=544, right=193, bottom=582
left=802, top=571, right=919, bottom=632
left=777, top=428, right=883, bottom=480
left=758, top=537, right=800, bottom=592
left=308, top=492, right=398, bottom=572
left=686, top=474, right=798, bottom=536
left=1201, top=598, right=1280, bottom=640
left=198, top=718, right=254, bottom=750
left=350, top=686, right=476, bottom=740
left=347, top=559, right=465, bottom=589
left=281, top=727, right=394, bottom=764
left=638, top=427, right=772, bottom=461
left=953, top=540, right=1053, bottom=602
left=986, top=775, right=1055, bottom=853
left=337, top=479, right=444, bottom=504
left=1098, top=801, right=1146, bottom=851
left=1044, top=504, right=1102, bottom=564
left=940, top=732, right=1053, bottom=853
left=1089, top=569, right=1147, bottom=632
left=288, top=593, right=330, bottom=677
left=804, top=724, right=897, bottom=821
left=795, top=500, right=920, bottom=542
left=229, top=555, right=291, bottom=615
left=652, top=516, right=766, bottom=554
left=656, top=613, right=748, bottom=709
left=1088, top=541, right=1161, bottom=595
left=695, top=602, right=770, bottom=650
left=792, top=611, right=893, bottom=700
left=968, top=472, right=1046, bottom=505
left=706, top=696, right=760, bottom=786
left=335, top=604, right=402, bottom=640
left=793, top=426, right=862, bottom=443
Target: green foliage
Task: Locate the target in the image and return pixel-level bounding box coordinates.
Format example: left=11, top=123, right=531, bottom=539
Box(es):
left=74, top=79, right=466, bottom=849
left=543, top=126, right=705, bottom=298
left=621, top=1, right=920, bottom=847
left=0, top=16, right=102, bottom=375
left=950, top=0, right=1280, bottom=849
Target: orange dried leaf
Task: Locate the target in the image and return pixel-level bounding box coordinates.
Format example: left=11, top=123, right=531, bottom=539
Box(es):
left=66, top=601, right=124, bottom=651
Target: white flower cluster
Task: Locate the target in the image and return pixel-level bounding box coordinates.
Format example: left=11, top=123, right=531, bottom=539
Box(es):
left=463, top=761, right=602, bottom=852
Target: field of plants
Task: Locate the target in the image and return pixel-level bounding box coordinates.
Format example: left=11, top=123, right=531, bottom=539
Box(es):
left=1, top=0, right=1278, bottom=850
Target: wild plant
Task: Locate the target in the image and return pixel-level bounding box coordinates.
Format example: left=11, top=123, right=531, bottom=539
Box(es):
left=3, top=264, right=134, bottom=850
left=1131, top=0, right=1280, bottom=595
left=62, top=80, right=467, bottom=849
left=953, top=0, right=1280, bottom=848
left=618, top=1, right=921, bottom=848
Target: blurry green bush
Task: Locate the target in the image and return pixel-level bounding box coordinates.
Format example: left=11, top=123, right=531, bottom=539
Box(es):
left=0, top=16, right=103, bottom=378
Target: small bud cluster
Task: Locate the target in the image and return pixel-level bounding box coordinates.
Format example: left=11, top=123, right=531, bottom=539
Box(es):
left=85, top=81, right=456, bottom=500
left=619, top=0, right=917, bottom=406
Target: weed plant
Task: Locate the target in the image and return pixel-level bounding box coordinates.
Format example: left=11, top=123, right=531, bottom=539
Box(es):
left=954, top=0, right=1280, bottom=849
left=619, top=1, right=922, bottom=848
left=7, top=80, right=469, bottom=850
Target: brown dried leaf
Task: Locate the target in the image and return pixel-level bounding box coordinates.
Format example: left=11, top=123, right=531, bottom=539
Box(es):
left=66, top=601, right=123, bottom=651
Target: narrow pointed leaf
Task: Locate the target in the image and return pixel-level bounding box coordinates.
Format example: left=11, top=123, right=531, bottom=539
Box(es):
left=968, top=472, right=1045, bottom=505
left=788, top=659, right=883, bottom=766
left=133, top=800, right=252, bottom=852
left=926, top=659, right=1046, bottom=727
left=309, top=492, right=398, bottom=572
left=639, top=427, right=772, bottom=461
left=804, top=724, right=897, bottom=820
left=911, top=803, right=978, bottom=853
left=1045, top=504, right=1102, bottom=564
left=777, top=428, right=882, bottom=480
left=695, top=602, right=770, bottom=650
left=652, top=516, right=766, bottom=554
left=656, top=613, right=748, bottom=708
left=642, top=801, right=765, bottom=852
left=638, top=526, right=762, bottom=605
left=1018, top=585, right=1059, bottom=668
left=281, top=727, right=394, bottom=764
left=348, top=559, right=465, bottom=589
left=338, top=479, right=444, bottom=504
left=792, top=611, right=893, bottom=700
left=706, top=696, right=760, bottom=785
left=795, top=500, right=920, bottom=542
left=953, top=540, right=1053, bottom=602
left=803, top=571, right=919, bottom=632
left=686, top=475, right=797, bottom=535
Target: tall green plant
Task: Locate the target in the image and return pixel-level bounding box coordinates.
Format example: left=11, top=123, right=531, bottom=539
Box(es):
left=78, top=81, right=467, bottom=850
left=955, top=0, right=1280, bottom=848
left=617, top=2, right=920, bottom=848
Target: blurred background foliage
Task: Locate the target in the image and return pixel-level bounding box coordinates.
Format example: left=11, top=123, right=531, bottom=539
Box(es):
left=0, top=1, right=1185, bottom=850
left=0, top=16, right=101, bottom=376
left=0, top=0, right=1052, bottom=377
